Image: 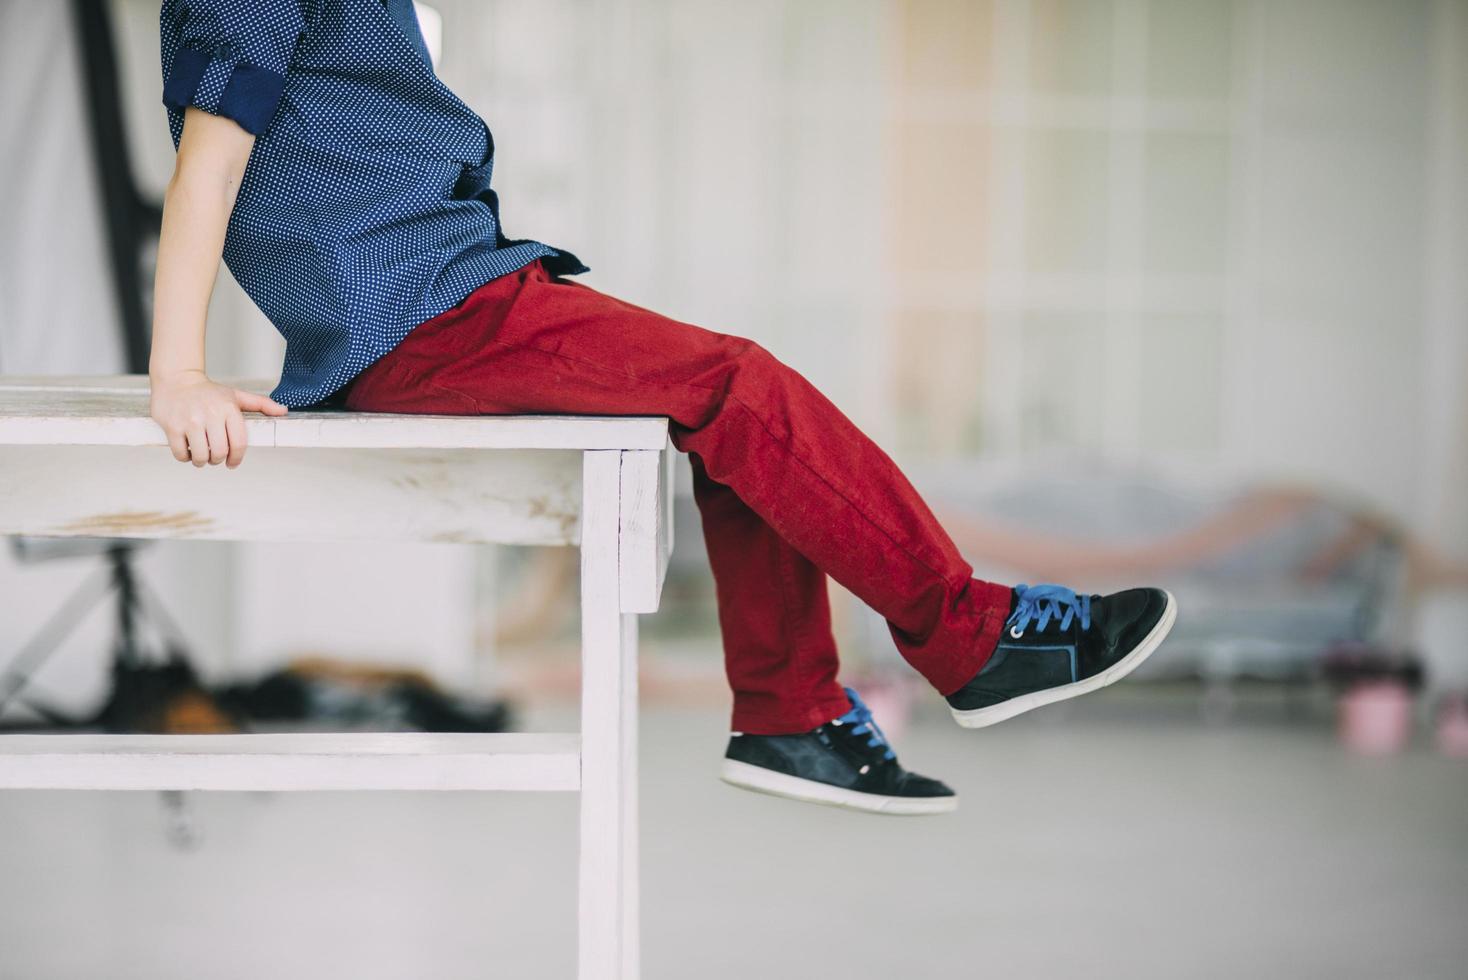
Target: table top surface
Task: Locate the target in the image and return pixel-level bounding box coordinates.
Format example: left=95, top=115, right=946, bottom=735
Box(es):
left=0, top=376, right=670, bottom=450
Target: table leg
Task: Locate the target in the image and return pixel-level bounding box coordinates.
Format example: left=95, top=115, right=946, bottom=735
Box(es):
left=578, top=450, right=639, bottom=979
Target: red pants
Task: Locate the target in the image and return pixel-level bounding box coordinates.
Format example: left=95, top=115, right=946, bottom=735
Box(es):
left=343, top=258, right=1011, bottom=734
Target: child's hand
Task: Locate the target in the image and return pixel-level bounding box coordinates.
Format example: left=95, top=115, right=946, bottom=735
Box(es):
left=149, top=370, right=288, bottom=468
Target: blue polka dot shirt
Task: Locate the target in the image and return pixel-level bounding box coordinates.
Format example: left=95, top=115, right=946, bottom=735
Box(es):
left=159, top=0, right=589, bottom=408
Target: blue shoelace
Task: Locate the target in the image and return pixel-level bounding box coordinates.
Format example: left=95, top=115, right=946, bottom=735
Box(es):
left=833, top=687, right=895, bottom=761
left=1006, top=583, right=1092, bottom=638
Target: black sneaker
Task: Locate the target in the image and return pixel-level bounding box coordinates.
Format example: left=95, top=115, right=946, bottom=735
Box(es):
left=947, top=584, right=1177, bottom=728
left=720, top=687, right=956, bottom=815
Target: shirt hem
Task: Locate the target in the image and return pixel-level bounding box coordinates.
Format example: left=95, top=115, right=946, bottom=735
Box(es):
left=269, top=241, right=582, bottom=409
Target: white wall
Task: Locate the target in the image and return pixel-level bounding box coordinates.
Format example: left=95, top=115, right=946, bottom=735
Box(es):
left=1223, top=0, right=1435, bottom=515
left=1422, top=0, right=1468, bottom=560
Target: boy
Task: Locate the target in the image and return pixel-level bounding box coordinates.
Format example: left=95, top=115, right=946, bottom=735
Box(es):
left=150, top=0, right=1177, bottom=815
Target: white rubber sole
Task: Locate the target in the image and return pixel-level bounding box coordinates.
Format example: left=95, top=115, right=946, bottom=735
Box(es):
left=950, top=589, right=1178, bottom=730
left=720, top=759, right=958, bottom=816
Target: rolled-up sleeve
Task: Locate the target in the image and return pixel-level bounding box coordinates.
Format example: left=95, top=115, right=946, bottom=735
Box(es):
left=161, top=0, right=306, bottom=136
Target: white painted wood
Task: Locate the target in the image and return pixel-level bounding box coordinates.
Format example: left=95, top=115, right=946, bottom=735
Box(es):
left=0, top=445, right=584, bottom=546
left=0, top=733, right=580, bottom=792
left=616, top=446, right=671, bottom=614
left=618, top=610, right=640, bottom=980
left=0, top=374, right=666, bottom=978
left=269, top=414, right=667, bottom=452
left=578, top=450, right=638, bottom=980
left=0, top=375, right=669, bottom=451
left=662, top=436, right=677, bottom=564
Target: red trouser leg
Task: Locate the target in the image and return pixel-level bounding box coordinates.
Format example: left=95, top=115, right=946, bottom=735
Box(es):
left=342, top=259, right=1012, bottom=734
left=686, top=452, right=847, bottom=732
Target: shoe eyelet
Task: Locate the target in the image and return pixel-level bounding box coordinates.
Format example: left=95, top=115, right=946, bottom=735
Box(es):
left=1009, top=626, right=1024, bottom=639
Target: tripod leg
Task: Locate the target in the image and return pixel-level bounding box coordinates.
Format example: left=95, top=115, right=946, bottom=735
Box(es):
left=0, top=564, right=115, bottom=717
left=133, top=565, right=196, bottom=655
left=109, top=546, right=145, bottom=669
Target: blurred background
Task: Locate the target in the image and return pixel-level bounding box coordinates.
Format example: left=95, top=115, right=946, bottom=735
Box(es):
left=1, top=0, right=1466, bottom=977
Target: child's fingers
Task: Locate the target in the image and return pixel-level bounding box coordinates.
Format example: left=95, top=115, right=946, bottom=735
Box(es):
left=206, top=417, right=230, bottom=465
left=225, top=411, right=248, bottom=468
left=234, top=389, right=288, bottom=416
left=166, top=429, right=191, bottom=463
left=187, top=425, right=209, bottom=467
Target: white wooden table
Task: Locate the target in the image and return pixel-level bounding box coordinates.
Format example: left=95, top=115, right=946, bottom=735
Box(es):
left=0, top=375, right=674, bottom=980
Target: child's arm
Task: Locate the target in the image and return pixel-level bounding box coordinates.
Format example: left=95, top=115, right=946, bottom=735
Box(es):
left=149, top=106, right=288, bottom=469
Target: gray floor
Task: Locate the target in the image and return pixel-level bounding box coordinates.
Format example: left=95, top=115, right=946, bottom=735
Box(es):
left=1, top=692, right=1465, bottom=979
